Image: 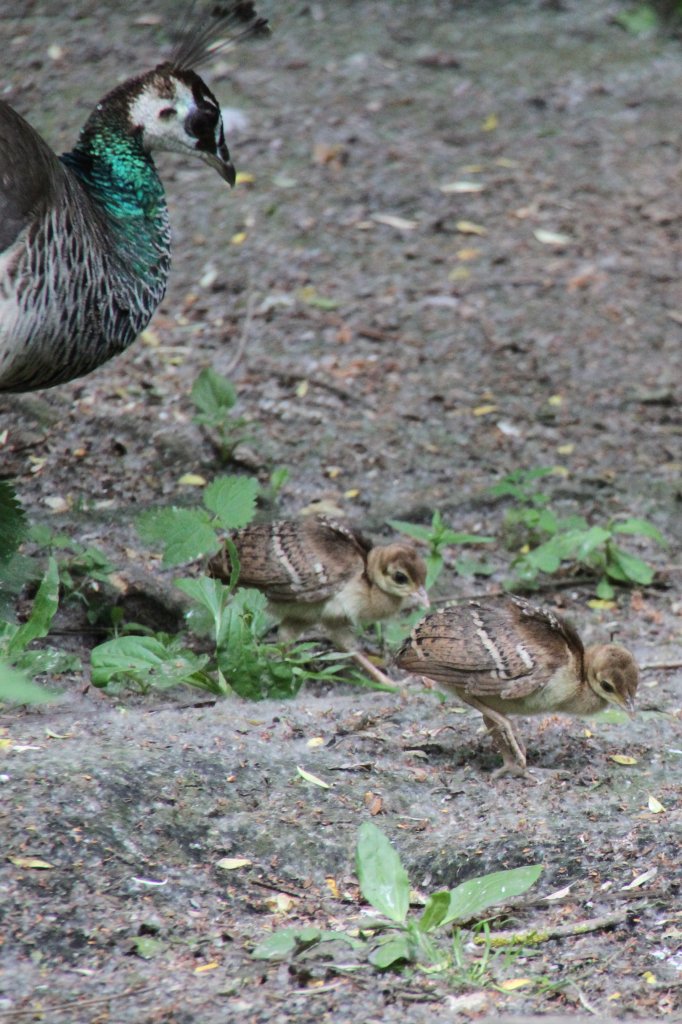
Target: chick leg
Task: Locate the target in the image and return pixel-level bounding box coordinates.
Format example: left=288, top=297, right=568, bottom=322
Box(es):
left=456, top=694, right=531, bottom=778
left=348, top=647, right=398, bottom=689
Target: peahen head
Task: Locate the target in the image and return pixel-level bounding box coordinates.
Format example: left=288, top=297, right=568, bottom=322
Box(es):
left=73, top=3, right=270, bottom=187
left=122, top=65, right=237, bottom=184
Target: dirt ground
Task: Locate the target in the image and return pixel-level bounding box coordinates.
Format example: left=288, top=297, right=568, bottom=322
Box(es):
left=1, top=1, right=681, bottom=1021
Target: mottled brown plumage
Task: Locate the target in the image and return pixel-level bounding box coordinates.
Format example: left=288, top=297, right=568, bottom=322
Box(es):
left=396, top=596, right=639, bottom=778
left=207, top=516, right=429, bottom=685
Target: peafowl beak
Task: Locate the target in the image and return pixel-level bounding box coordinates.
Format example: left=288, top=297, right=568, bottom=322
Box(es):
left=203, top=150, right=236, bottom=186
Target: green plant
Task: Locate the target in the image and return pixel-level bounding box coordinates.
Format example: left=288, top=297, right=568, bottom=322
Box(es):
left=0, top=558, right=78, bottom=685
left=136, top=474, right=258, bottom=566
left=29, top=525, right=118, bottom=619
left=489, top=469, right=665, bottom=596
left=191, top=367, right=255, bottom=462
left=488, top=467, right=558, bottom=549
left=388, top=510, right=495, bottom=589
left=614, top=3, right=682, bottom=33
left=512, top=516, right=665, bottom=597
left=252, top=821, right=542, bottom=979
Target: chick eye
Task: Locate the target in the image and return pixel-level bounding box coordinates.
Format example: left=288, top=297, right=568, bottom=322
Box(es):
left=393, top=571, right=409, bottom=585
left=159, top=107, right=176, bottom=120
left=600, top=680, right=615, bottom=693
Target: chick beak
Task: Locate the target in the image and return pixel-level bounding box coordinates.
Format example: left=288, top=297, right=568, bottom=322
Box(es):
left=612, top=692, right=637, bottom=719
left=414, top=586, right=430, bottom=610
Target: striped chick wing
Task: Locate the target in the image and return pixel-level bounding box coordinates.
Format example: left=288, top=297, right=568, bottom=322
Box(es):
left=208, top=517, right=370, bottom=604
left=396, top=597, right=585, bottom=700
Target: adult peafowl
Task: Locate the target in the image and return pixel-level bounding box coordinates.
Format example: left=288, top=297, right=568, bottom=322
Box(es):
left=0, top=3, right=268, bottom=393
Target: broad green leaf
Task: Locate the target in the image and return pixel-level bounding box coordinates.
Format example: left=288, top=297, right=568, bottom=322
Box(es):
left=137, top=507, right=219, bottom=565
left=251, top=931, right=300, bottom=961
left=0, top=481, right=28, bottom=564
left=439, top=864, right=543, bottom=927
left=419, top=890, right=451, bottom=933
left=90, top=635, right=210, bottom=689
left=612, top=519, right=665, bottom=544
left=356, top=822, right=410, bottom=925
left=368, top=935, right=412, bottom=968
left=8, top=558, right=59, bottom=656
left=0, top=663, right=56, bottom=704
left=203, top=475, right=259, bottom=530
left=606, top=547, right=654, bottom=586
left=191, top=367, right=237, bottom=416
left=524, top=542, right=561, bottom=574
left=175, top=576, right=231, bottom=645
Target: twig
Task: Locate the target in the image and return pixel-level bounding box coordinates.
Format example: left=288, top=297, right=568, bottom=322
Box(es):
left=571, top=986, right=600, bottom=1016
left=475, top=907, right=630, bottom=948
left=639, top=661, right=682, bottom=672
left=250, top=878, right=307, bottom=900
left=0, top=983, right=166, bottom=1019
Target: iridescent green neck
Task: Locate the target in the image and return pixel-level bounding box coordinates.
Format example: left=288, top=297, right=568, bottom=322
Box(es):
left=61, top=114, right=168, bottom=272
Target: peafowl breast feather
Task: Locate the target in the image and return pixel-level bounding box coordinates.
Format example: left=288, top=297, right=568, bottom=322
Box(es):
left=0, top=3, right=268, bottom=393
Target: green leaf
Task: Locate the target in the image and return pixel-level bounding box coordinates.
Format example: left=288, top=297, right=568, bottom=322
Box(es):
left=438, top=531, right=494, bottom=546
left=175, top=576, right=231, bottom=645
left=368, top=935, right=412, bottom=969
left=0, top=481, right=28, bottom=564
left=356, top=822, right=410, bottom=925
left=606, top=547, right=654, bottom=586
left=535, top=508, right=558, bottom=534
left=613, top=6, right=659, bottom=35
left=191, top=368, right=237, bottom=416
left=203, top=476, right=259, bottom=531
left=425, top=552, right=443, bottom=590
left=251, top=927, right=336, bottom=961
left=386, top=519, right=432, bottom=544
left=524, top=541, right=562, bottom=574
left=419, top=890, right=451, bottom=933
left=573, top=526, right=611, bottom=561
left=0, top=663, right=56, bottom=704
left=130, top=936, right=165, bottom=959
left=251, top=930, right=301, bottom=961
left=137, top=507, right=219, bottom=565
left=439, top=864, right=543, bottom=927
left=596, top=577, right=615, bottom=599
left=7, top=558, right=59, bottom=656
left=612, top=518, right=665, bottom=544
left=90, top=635, right=211, bottom=690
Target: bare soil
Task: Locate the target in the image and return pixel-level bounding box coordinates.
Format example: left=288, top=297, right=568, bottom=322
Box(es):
left=0, top=2, right=681, bottom=1022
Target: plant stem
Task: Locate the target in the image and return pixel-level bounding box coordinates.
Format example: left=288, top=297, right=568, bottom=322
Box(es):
left=475, top=908, right=631, bottom=948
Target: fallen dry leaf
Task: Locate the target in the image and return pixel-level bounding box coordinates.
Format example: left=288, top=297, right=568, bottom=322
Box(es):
left=9, top=857, right=54, bottom=870
left=456, top=220, right=487, bottom=236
